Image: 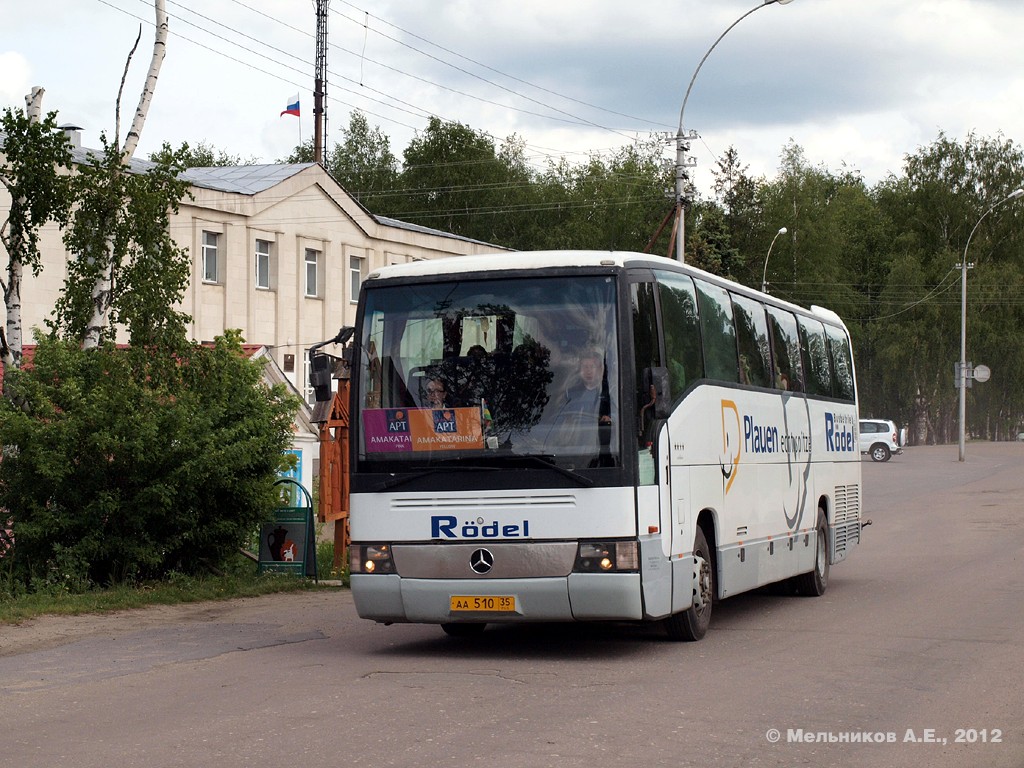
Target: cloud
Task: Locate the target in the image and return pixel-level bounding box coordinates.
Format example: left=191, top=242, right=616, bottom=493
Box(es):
left=0, top=52, right=32, bottom=106
left=4, top=0, right=1024, bottom=197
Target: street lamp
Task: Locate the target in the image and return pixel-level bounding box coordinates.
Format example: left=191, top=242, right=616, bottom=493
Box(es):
left=761, top=226, right=788, bottom=293
left=957, top=187, right=1024, bottom=462
left=674, top=0, right=794, bottom=263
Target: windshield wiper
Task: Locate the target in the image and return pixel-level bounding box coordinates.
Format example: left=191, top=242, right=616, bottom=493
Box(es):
left=373, top=455, right=594, bottom=490
left=512, top=455, right=595, bottom=487
left=375, top=464, right=493, bottom=491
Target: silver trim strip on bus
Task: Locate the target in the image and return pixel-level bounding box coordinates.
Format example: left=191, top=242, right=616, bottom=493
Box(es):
left=390, top=493, right=578, bottom=513
left=392, top=542, right=579, bottom=579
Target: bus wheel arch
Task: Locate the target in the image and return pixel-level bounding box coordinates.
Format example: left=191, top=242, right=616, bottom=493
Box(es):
left=665, top=511, right=716, bottom=642
left=793, top=504, right=829, bottom=596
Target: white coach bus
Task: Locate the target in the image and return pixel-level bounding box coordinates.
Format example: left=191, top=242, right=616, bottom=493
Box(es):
left=341, top=251, right=862, bottom=640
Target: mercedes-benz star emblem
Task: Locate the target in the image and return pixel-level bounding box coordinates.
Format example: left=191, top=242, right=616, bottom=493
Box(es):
left=470, top=548, right=494, bottom=574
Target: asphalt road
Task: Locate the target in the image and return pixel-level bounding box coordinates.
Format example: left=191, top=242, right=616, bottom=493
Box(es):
left=2, top=443, right=1022, bottom=768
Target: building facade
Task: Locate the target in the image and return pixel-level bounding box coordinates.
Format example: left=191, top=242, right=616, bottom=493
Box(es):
left=3, top=134, right=507, bottom=495
left=8, top=143, right=504, bottom=399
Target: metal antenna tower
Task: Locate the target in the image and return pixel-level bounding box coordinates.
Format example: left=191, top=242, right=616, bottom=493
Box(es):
left=314, top=0, right=329, bottom=165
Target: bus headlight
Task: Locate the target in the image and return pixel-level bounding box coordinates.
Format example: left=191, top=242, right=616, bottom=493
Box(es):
left=350, top=543, right=395, bottom=574
left=574, top=541, right=639, bottom=573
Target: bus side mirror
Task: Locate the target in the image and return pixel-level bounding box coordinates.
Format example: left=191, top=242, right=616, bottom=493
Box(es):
left=644, top=366, right=672, bottom=420
left=310, top=353, right=334, bottom=402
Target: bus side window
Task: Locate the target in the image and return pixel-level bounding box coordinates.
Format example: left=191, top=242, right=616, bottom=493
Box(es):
left=825, top=325, right=856, bottom=402
left=631, top=281, right=661, bottom=445
left=731, top=293, right=772, bottom=388
left=693, top=279, right=738, bottom=383
left=654, top=270, right=704, bottom=397
left=766, top=306, right=803, bottom=392
left=797, top=316, right=832, bottom=397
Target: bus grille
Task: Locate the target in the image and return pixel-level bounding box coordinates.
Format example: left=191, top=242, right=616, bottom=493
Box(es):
left=390, top=493, right=578, bottom=513
left=832, top=483, right=861, bottom=561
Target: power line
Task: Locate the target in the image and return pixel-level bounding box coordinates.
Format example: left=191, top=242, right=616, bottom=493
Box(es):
left=329, top=5, right=653, bottom=140
left=333, top=0, right=672, bottom=131
left=109, top=0, right=661, bottom=172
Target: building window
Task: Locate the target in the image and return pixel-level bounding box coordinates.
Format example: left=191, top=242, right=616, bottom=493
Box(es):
left=255, top=239, right=272, bottom=290
left=202, top=231, right=219, bottom=283
left=350, top=255, right=364, bottom=303
left=305, top=248, right=320, bottom=298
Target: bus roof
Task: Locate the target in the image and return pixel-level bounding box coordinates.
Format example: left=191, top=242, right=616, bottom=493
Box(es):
left=366, top=250, right=848, bottom=331
left=367, top=251, right=645, bottom=280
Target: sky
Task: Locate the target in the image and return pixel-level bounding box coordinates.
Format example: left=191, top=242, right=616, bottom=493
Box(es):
left=4, top=0, right=1024, bottom=199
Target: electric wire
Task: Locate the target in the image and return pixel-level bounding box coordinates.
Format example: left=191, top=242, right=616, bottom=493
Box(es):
left=109, top=0, right=662, bottom=173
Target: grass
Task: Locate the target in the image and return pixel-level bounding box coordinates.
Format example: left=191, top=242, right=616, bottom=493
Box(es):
left=0, top=540, right=348, bottom=626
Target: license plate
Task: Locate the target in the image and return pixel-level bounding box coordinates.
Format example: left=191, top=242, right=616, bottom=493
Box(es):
left=449, top=595, right=516, bottom=612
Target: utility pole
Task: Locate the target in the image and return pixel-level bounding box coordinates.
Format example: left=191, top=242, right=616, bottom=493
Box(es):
left=313, top=0, right=329, bottom=165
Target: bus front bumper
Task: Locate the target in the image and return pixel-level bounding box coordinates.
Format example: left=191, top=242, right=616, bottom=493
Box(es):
left=350, top=573, right=643, bottom=624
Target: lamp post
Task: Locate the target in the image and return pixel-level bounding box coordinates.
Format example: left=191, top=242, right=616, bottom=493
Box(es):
left=957, top=187, right=1024, bottom=461
left=761, top=226, right=788, bottom=293
left=674, top=0, right=794, bottom=263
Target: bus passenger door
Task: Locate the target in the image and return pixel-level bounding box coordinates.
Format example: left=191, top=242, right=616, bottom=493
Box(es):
left=632, top=278, right=673, bottom=619
left=639, top=421, right=673, bottom=619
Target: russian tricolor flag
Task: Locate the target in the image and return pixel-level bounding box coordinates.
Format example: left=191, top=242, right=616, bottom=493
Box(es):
left=280, top=94, right=300, bottom=117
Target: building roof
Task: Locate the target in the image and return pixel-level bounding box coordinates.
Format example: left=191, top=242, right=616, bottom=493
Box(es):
left=65, top=146, right=312, bottom=196
left=181, top=163, right=313, bottom=195
left=374, top=214, right=499, bottom=248
left=2, top=130, right=507, bottom=250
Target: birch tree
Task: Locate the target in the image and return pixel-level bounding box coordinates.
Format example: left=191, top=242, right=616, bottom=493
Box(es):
left=80, top=0, right=167, bottom=350
left=54, top=138, right=191, bottom=354
left=0, top=90, right=73, bottom=376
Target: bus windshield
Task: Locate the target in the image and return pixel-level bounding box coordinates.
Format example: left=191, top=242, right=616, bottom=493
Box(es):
left=355, top=274, right=620, bottom=470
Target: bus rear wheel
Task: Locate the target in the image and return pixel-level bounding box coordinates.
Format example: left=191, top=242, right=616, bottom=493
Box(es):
left=665, top=526, right=713, bottom=641
left=793, top=509, right=829, bottom=596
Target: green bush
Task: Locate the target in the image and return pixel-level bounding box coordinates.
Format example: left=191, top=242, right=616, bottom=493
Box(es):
left=0, top=334, right=299, bottom=589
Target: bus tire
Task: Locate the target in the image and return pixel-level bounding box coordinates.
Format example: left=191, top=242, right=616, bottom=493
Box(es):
left=665, top=526, right=713, bottom=641
left=794, top=509, right=829, bottom=596
left=441, top=623, right=486, bottom=638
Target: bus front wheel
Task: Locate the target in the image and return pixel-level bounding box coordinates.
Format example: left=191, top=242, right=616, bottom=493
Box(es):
left=665, top=526, right=713, bottom=642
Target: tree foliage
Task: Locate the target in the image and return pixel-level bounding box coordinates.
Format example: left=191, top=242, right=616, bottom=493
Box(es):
left=279, top=110, right=399, bottom=214
left=0, top=109, right=73, bottom=278
left=50, top=137, right=193, bottom=351
left=531, top=138, right=672, bottom=253
left=293, top=114, right=1024, bottom=443
left=149, top=140, right=259, bottom=168
left=1, top=123, right=299, bottom=592
left=332, top=111, right=399, bottom=210
left=397, top=116, right=526, bottom=243
left=866, top=132, right=1024, bottom=442
left=0, top=107, right=74, bottom=369
left=0, top=333, right=300, bottom=589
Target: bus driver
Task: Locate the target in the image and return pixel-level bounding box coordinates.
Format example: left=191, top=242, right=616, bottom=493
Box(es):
left=562, top=347, right=612, bottom=426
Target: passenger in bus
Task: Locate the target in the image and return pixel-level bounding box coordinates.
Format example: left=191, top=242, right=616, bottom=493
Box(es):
left=424, top=377, right=450, bottom=409
left=739, top=354, right=752, bottom=386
